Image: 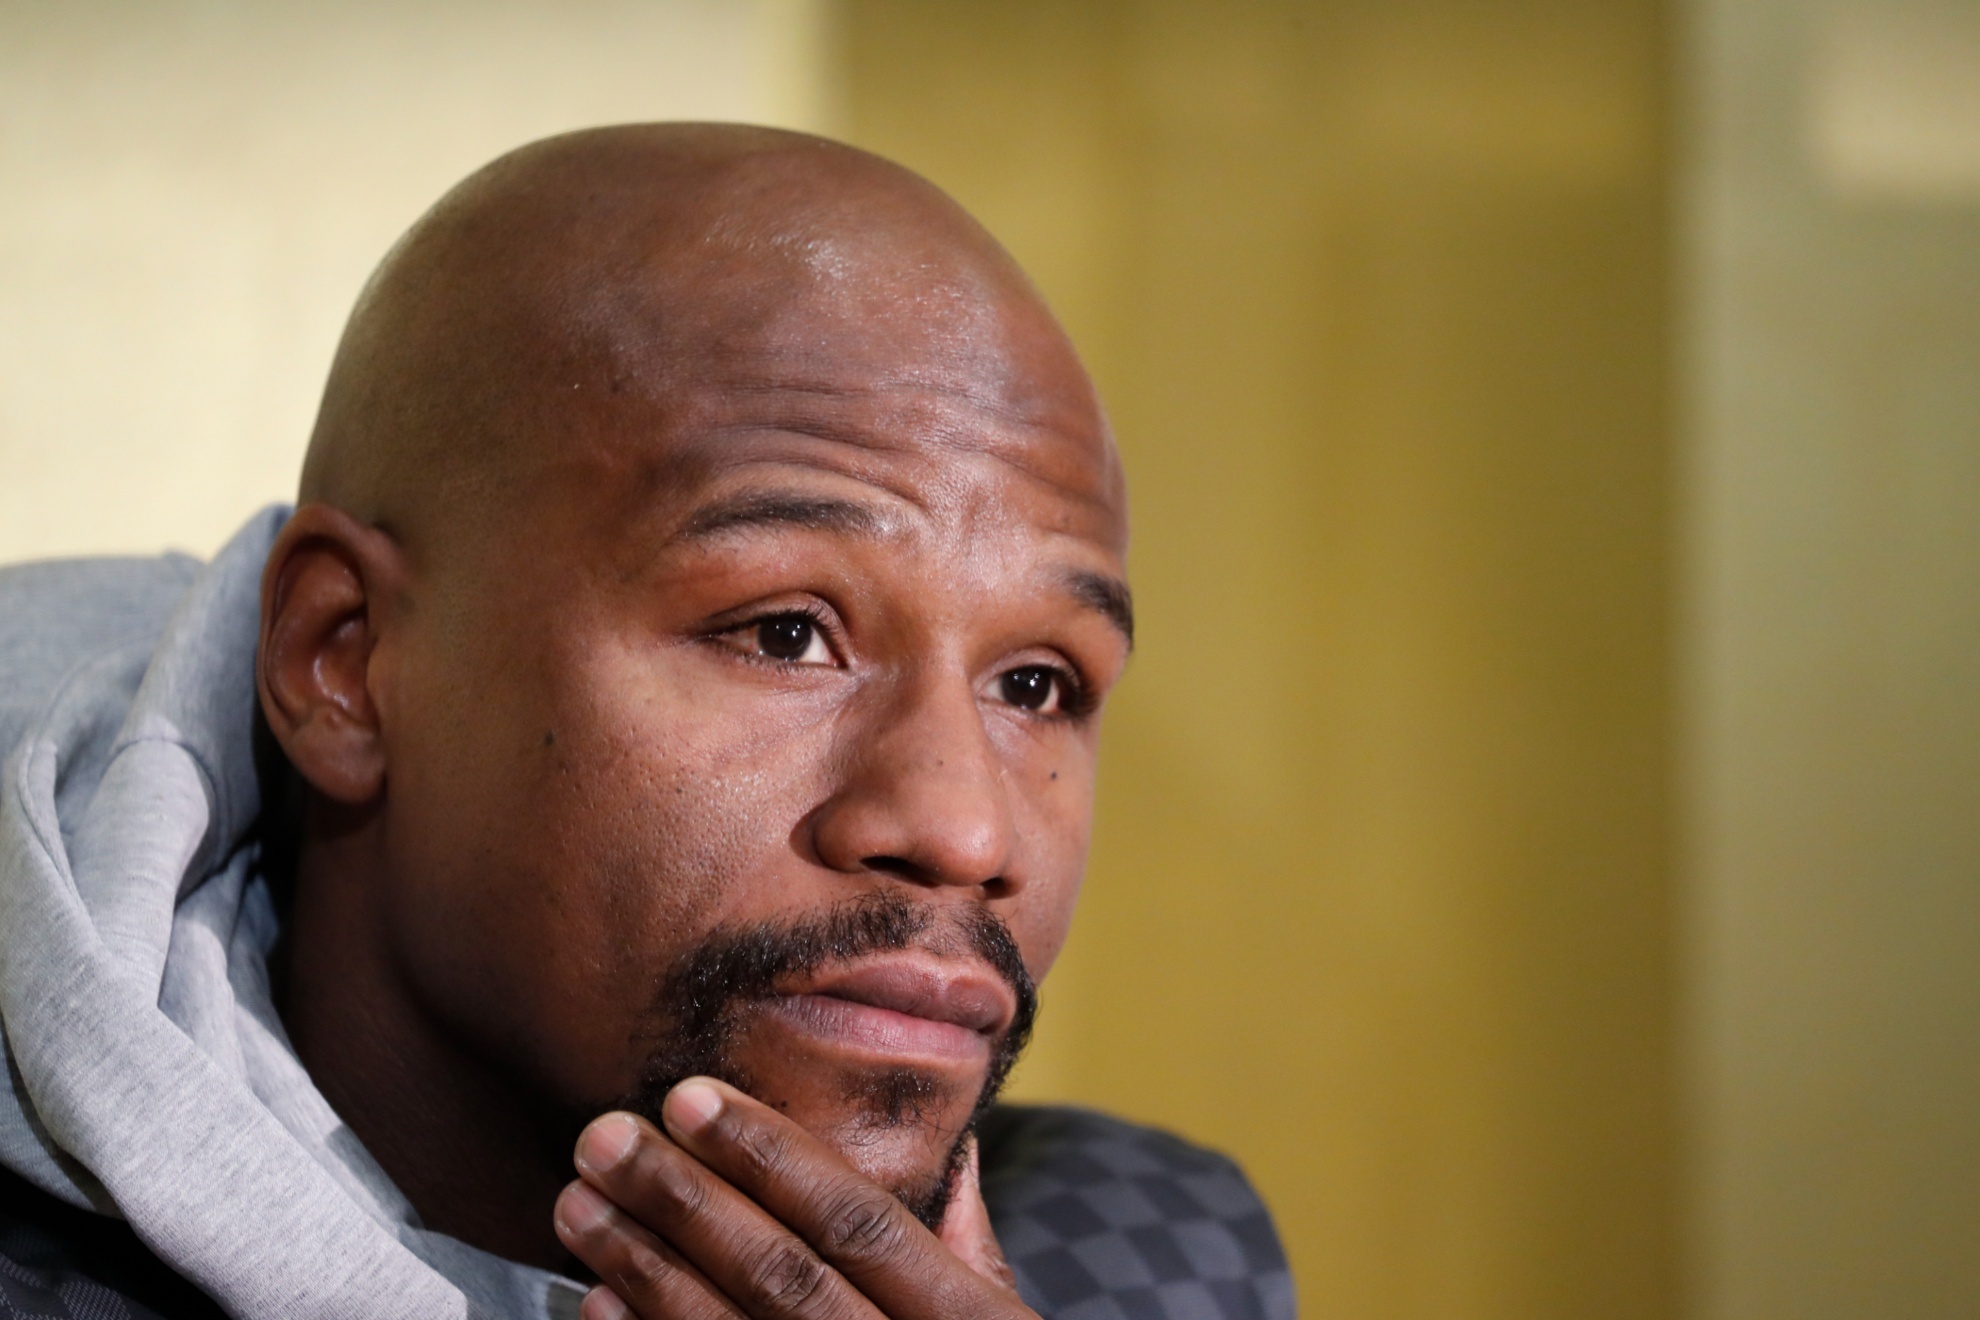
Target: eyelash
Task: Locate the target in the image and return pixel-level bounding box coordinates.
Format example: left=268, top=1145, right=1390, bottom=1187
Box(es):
left=708, top=605, right=1097, bottom=721
left=713, top=602, right=838, bottom=663
left=1024, top=663, right=1097, bottom=720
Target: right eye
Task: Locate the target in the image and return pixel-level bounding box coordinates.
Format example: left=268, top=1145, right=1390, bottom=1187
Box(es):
left=741, top=613, right=834, bottom=666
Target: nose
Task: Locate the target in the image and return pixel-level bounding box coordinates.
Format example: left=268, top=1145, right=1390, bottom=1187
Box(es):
left=807, top=670, right=1016, bottom=893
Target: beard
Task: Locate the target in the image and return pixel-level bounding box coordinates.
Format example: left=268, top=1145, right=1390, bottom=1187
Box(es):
left=615, top=891, right=1037, bottom=1229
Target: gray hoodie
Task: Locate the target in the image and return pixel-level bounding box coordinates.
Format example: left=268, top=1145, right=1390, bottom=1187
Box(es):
left=0, top=508, right=584, bottom=1320
left=0, top=509, right=1299, bottom=1320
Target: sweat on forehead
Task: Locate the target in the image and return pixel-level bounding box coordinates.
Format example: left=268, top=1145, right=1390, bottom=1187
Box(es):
left=298, top=122, right=1113, bottom=550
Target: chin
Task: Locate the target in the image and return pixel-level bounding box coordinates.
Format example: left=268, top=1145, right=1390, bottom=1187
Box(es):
left=736, top=1055, right=982, bottom=1229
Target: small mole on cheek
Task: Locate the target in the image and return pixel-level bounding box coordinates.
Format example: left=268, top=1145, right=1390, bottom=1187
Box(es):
left=543, top=731, right=556, bottom=747
left=1050, top=771, right=1058, bottom=780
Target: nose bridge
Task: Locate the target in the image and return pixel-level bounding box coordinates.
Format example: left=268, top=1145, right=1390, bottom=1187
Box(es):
left=819, top=657, right=1015, bottom=888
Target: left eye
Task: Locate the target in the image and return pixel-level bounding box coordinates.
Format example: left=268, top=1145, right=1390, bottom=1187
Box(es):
left=999, top=665, right=1064, bottom=713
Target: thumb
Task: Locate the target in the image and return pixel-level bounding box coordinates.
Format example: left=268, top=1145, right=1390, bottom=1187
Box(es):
left=938, top=1136, right=1017, bottom=1291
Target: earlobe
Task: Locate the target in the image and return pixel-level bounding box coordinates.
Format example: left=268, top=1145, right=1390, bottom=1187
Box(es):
left=257, top=503, right=402, bottom=805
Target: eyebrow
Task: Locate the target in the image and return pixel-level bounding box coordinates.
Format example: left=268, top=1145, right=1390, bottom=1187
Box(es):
left=1067, top=568, right=1135, bottom=649
left=677, top=491, right=889, bottom=541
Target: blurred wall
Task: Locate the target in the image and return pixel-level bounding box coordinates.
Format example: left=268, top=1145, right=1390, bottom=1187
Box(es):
left=839, top=3, right=1677, bottom=1316
left=1682, top=0, right=1980, bottom=1315
left=0, top=0, right=834, bottom=564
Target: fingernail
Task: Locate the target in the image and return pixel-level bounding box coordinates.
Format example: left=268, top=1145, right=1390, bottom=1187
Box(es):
left=582, top=1285, right=631, bottom=1320
left=556, top=1182, right=612, bottom=1236
left=666, top=1078, right=723, bottom=1135
left=577, top=1113, right=639, bottom=1174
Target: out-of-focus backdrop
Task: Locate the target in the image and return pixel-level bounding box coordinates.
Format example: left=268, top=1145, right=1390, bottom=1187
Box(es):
left=3, top=1, right=1975, bottom=1316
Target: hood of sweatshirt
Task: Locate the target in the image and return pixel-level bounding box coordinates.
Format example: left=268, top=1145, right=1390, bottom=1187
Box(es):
left=0, top=507, right=585, bottom=1320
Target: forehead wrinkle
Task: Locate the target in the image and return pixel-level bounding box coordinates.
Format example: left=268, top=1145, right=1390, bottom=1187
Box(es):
left=675, top=489, right=895, bottom=544
left=968, top=437, right=1125, bottom=545
left=626, top=399, right=1120, bottom=562
left=685, top=371, right=1079, bottom=439
left=754, top=431, right=1122, bottom=552
left=657, top=433, right=1124, bottom=581
left=653, top=451, right=938, bottom=538
left=678, top=395, right=1117, bottom=518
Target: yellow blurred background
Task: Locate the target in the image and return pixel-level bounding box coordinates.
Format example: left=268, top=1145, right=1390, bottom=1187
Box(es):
left=3, top=2, right=1976, bottom=1317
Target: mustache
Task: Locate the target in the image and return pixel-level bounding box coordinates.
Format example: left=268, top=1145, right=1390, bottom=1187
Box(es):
left=654, top=890, right=1037, bottom=1053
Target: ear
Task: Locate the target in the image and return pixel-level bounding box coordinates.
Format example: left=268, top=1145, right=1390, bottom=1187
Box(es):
left=257, top=503, right=405, bottom=805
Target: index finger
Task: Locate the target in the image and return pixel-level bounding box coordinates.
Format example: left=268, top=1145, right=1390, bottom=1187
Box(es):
left=661, top=1079, right=1026, bottom=1320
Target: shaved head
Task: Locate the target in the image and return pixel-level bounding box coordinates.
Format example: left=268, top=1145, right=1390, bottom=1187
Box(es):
left=302, top=123, right=1114, bottom=558
left=266, top=122, right=1129, bottom=1269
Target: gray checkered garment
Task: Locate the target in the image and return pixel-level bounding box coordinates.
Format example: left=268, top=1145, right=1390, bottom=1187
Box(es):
left=0, top=1171, right=222, bottom=1320
left=980, top=1106, right=1296, bottom=1320
left=0, top=1105, right=1293, bottom=1319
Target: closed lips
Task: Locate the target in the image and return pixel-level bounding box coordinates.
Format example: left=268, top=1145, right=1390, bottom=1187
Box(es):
left=796, top=957, right=1014, bottom=1034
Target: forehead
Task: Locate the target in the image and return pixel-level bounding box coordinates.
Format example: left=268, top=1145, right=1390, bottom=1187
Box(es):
left=657, top=380, right=1116, bottom=545
left=564, top=234, right=1127, bottom=557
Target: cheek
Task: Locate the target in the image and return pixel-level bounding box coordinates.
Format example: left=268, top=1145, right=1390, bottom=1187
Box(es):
left=998, top=733, right=1099, bottom=981
left=523, top=640, right=842, bottom=976
left=380, top=630, right=842, bottom=1105
left=551, top=642, right=839, bottom=900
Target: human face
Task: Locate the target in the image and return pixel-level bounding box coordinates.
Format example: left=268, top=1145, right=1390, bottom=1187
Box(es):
left=367, top=254, right=1130, bottom=1210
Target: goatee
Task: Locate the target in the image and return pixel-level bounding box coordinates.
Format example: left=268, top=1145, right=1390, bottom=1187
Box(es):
left=617, top=891, right=1037, bottom=1229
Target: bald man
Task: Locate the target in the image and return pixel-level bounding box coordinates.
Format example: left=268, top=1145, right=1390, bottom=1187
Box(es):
left=0, top=126, right=1291, bottom=1320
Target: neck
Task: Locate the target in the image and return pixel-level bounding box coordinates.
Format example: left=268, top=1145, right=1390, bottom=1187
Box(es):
left=277, top=805, right=575, bottom=1270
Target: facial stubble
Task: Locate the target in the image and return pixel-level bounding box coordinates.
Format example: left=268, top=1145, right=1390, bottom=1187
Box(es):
left=618, top=891, right=1037, bottom=1228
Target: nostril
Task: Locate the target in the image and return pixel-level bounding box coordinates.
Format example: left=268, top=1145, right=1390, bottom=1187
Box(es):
left=860, top=855, right=1009, bottom=892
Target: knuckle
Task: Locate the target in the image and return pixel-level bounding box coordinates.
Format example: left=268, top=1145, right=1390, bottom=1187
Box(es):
left=818, top=1185, right=909, bottom=1263
left=729, top=1119, right=798, bottom=1184
left=738, top=1238, right=830, bottom=1315
left=641, top=1149, right=712, bottom=1224
left=614, top=1242, right=680, bottom=1305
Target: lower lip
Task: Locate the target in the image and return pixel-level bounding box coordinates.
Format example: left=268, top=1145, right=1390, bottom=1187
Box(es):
left=763, top=993, right=992, bottom=1065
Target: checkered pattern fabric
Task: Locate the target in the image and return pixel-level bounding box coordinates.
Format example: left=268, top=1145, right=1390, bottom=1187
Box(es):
left=980, top=1105, right=1296, bottom=1320
left=0, top=1255, right=155, bottom=1320
left=0, top=1176, right=221, bottom=1320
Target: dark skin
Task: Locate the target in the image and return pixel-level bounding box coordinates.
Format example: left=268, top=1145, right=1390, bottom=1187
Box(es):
left=258, top=125, right=1129, bottom=1318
